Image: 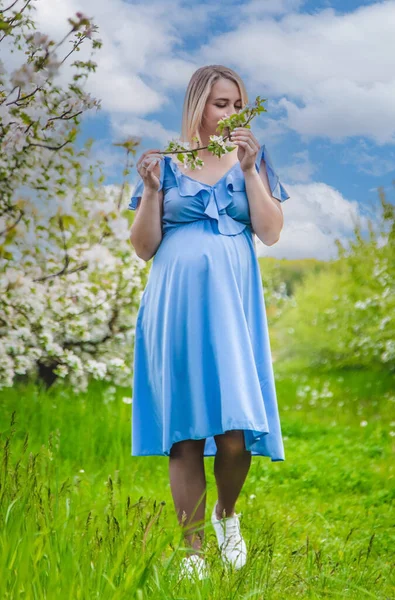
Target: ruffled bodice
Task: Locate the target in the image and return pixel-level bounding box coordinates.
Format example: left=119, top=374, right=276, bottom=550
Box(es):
left=128, top=143, right=290, bottom=236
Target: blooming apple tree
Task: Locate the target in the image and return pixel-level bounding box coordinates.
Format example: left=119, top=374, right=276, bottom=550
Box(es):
left=0, top=1, right=147, bottom=391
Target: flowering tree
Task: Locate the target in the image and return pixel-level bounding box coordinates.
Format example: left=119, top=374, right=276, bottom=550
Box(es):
left=0, top=1, right=147, bottom=391
left=276, top=188, right=395, bottom=371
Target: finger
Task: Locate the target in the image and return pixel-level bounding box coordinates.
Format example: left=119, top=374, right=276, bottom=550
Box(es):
left=146, top=153, right=163, bottom=162
left=142, top=156, right=161, bottom=169
left=147, top=158, right=160, bottom=170
left=140, top=153, right=162, bottom=166
left=235, top=140, right=256, bottom=153
left=232, top=132, right=252, bottom=139
left=233, top=135, right=256, bottom=150
left=139, top=155, right=157, bottom=169
left=140, top=159, right=160, bottom=177
left=137, top=149, right=162, bottom=167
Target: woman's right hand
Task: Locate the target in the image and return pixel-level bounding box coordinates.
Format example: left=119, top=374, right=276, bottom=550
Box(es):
left=136, top=149, right=164, bottom=192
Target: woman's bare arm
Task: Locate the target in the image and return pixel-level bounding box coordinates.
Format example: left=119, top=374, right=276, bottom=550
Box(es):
left=129, top=188, right=164, bottom=262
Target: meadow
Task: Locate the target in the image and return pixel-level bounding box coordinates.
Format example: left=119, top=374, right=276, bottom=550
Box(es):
left=1, top=366, right=393, bottom=599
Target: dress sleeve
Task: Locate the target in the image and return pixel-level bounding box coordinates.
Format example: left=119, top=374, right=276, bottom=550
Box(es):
left=128, top=157, right=166, bottom=210
left=255, top=144, right=290, bottom=202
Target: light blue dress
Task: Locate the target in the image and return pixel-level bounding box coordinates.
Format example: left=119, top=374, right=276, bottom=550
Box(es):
left=128, top=143, right=290, bottom=460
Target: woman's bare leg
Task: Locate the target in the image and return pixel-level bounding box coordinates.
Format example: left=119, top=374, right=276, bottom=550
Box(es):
left=213, top=430, right=252, bottom=519
left=169, top=438, right=207, bottom=556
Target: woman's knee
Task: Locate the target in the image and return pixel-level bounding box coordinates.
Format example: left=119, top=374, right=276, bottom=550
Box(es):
left=214, top=429, right=248, bottom=457
left=169, top=437, right=206, bottom=459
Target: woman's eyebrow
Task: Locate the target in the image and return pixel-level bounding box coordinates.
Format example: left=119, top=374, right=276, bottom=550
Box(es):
left=214, top=97, right=242, bottom=101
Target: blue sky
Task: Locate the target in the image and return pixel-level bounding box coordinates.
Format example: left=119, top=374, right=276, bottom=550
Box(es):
left=32, top=0, right=395, bottom=260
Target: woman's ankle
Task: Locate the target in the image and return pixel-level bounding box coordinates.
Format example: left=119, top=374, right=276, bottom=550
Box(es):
left=215, top=504, right=235, bottom=520
left=185, top=544, right=204, bottom=557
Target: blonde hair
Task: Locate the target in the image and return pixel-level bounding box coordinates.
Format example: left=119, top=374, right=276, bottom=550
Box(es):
left=180, top=65, right=248, bottom=159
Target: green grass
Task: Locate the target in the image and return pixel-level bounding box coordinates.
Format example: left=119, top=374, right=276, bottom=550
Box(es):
left=1, top=369, right=394, bottom=599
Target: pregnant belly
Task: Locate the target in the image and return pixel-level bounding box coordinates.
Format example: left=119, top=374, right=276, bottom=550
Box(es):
left=138, top=219, right=257, bottom=341
left=153, top=219, right=253, bottom=274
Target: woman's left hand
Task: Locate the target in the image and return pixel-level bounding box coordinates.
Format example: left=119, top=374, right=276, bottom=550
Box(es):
left=229, top=127, right=260, bottom=173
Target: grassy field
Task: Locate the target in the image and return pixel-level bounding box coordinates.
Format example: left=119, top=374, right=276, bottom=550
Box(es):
left=1, top=368, right=394, bottom=599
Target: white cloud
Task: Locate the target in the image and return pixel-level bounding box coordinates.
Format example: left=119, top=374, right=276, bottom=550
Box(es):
left=256, top=182, right=372, bottom=260
left=281, top=150, right=318, bottom=183
left=110, top=115, right=180, bottom=149
left=25, top=0, right=170, bottom=114
left=198, top=1, right=395, bottom=145
left=278, top=78, right=395, bottom=145
left=26, top=0, right=395, bottom=146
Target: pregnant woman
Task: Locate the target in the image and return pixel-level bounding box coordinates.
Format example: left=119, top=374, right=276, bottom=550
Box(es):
left=128, top=64, right=290, bottom=581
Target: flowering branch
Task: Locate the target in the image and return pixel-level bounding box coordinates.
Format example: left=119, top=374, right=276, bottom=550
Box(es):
left=0, top=7, right=102, bottom=213
left=161, top=95, right=267, bottom=170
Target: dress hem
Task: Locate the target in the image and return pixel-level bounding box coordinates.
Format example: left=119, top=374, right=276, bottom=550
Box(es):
left=131, top=422, right=285, bottom=461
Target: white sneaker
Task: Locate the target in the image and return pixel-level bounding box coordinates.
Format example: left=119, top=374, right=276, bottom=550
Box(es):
left=178, top=554, right=210, bottom=582
left=211, top=501, right=247, bottom=569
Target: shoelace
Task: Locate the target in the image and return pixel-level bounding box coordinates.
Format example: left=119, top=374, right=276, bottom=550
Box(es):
left=222, top=514, right=242, bottom=547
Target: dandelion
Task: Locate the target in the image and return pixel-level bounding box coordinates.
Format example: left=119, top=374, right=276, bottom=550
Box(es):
left=360, top=420, right=368, bottom=427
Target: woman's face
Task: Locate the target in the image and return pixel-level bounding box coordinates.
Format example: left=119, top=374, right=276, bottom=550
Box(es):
left=201, top=78, right=243, bottom=136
